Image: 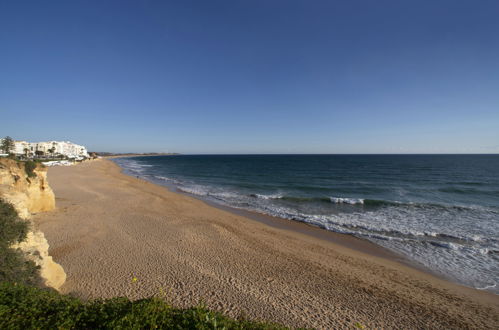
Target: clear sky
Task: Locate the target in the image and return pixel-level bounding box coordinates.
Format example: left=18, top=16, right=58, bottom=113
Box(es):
left=1, top=0, right=498, bottom=154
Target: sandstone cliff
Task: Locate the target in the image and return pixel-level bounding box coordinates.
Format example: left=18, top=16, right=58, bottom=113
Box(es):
left=0, top=159, right=55, bottom=218
left=0, top=158, right=66, bottom=290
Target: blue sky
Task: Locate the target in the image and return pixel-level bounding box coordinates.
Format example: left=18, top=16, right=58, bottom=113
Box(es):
left=1, top=0, right=498, bottom=154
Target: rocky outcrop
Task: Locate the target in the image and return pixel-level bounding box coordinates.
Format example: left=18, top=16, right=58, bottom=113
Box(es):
left=0, top=158, right=66, bottom=290
left=0, top=159, right=55, bottom=218
left=12, top=231, right=66, bottom=289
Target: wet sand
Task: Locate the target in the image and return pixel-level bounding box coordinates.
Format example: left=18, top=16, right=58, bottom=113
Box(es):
left=35, top=159, right=499, bottom=329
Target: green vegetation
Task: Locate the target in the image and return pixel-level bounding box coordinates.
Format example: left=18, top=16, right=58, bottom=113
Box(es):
left=0, top=200, right=287, bottom=329
left=0, top=136, right=14, bottom=154
left=24, top=160, right=38, bottom=178
left=0, top=283, right=284, bottom=329
left=0, top=199, right=41, bottom=287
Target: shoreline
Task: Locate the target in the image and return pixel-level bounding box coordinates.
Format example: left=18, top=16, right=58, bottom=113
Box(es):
left=197, top=199, right=439, bottom=275
left=34, top=158, right=499, bottom=328
left=110, top=156, right=467, bottom=286
left=129, top=168, right=435, bottom=277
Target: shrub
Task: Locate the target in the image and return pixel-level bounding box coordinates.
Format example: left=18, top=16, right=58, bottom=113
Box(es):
left=0, top=199, right=41, bottom=286
left=0, top=282, right=287, bottom=329
left=0, top=247, right=41, bottom=287
left=24, top=160, right=37, bottom=178
left=0, top=200, right=28, bottom=245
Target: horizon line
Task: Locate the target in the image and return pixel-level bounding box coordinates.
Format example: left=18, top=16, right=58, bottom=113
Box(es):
left=105, top=152, right=499, bottom=156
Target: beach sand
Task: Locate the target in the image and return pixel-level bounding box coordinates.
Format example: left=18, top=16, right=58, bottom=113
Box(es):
left=34, top=159, right=499, bottom=329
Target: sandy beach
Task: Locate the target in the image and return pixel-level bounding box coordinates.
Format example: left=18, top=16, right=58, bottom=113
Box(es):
left=34, top=159, right=499, bottom=329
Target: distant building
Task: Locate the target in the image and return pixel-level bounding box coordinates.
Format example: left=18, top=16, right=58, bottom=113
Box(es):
left=13, top=141, right=31, bottom=155
left=13, top=140, right=89, bottom=159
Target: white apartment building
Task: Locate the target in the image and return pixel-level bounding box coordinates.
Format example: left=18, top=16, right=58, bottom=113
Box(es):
left=13, top=141, right=31, bottom=155
left=13, top=140, right=89, bottom=158
left=50, top=141, right=89, bottom=158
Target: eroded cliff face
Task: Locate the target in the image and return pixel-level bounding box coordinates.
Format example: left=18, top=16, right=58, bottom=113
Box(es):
left=0, top=158, right=66, bottom=290
left=12, top=231, right=66, bottom=289
left=0, top=159, right=55, bottom=218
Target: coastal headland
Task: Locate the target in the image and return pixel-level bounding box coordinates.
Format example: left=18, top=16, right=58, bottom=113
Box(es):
left=34, top=159, right=499, bottom=329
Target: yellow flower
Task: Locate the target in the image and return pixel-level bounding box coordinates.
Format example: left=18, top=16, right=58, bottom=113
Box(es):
left=132, top=276, right=138, bottom=283
left=354, top=322, right=365, bottom=329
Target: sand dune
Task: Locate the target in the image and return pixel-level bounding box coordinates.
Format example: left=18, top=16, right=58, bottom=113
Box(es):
left=34, top=159, right=499, bottom=329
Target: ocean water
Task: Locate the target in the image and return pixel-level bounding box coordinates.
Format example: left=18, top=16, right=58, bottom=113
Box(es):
left=113, top=155, right=499, bottom=293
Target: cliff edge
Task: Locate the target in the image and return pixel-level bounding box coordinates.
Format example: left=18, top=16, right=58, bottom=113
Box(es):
left=0, top=158, right=66, bottom=290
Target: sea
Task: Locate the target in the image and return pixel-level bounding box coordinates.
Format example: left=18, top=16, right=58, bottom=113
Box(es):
left=113, top=154, right=499, bottom=294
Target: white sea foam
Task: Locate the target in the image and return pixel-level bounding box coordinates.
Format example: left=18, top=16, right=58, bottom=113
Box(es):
left=155, top=176, right=172, bottom=181
left=330, top=197, right=364, bottom=205
left=430, top=241, right=460, bottom=250
left=477, top=282, right=497, bottom=290
left=209, top=191, right=241, bottom=199
left=252, top=193, right=283, bottom=200
left=154, top=176, right=182, bottom=185
left=119, top=159, right=154, bottom=174
left=177, top=186, right=209, bottom=196
left=478, top=248, right=489, bottom=255
left=177, top=185, right=241, bottom=201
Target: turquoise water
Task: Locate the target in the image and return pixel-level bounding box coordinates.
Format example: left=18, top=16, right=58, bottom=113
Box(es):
left=113, top=155, right=499, bottom=293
